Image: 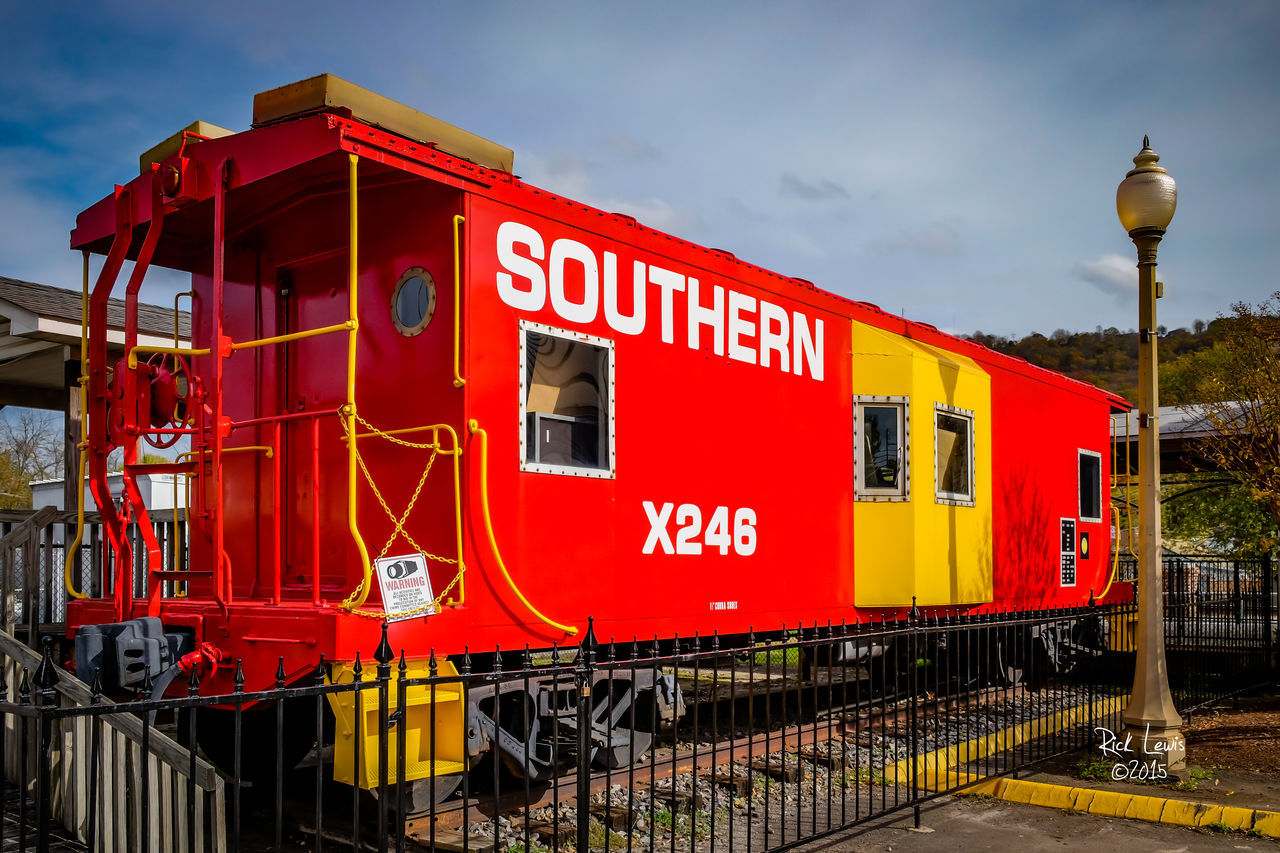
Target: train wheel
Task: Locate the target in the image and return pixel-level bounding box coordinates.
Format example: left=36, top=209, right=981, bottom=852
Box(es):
left=595, top=727, right=654, bottom=770
left=371, top=773, right=463, bottom=816
left=994, top=635, right=1026, bottom=686
left=589, top=679, right=663, bottom=770
left=180, top=698, right=318, bottom=786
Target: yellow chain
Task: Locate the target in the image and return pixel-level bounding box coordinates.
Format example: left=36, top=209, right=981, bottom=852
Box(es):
left=337, top=412, right=465, bottom=618
left=357, top=444, right=442, bottom=560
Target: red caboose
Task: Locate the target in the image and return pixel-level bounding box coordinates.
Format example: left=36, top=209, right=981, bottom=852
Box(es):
left=65, top=75, right=1125, bottom=787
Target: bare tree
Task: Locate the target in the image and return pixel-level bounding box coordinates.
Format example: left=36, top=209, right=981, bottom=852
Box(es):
left=0, top=408, right=63, bottom=509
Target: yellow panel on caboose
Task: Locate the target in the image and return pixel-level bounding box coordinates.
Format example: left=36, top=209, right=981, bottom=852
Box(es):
left=851, top=322, right=993, bottom=607
left=327, top=658, right=467, bottom=789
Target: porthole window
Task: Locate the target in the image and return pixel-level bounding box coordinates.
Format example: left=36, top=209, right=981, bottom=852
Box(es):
left=391, top=267, right=437, bottom=337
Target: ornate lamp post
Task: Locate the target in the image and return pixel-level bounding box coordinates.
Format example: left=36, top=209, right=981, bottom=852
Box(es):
left=1116, top=136, right=1184, bottom=771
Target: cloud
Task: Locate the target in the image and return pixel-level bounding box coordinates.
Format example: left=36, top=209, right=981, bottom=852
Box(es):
left=519, top=149, right=703, bottom=235
left=1072, top=253, right=1136, bottom=301
left=868, top=221, right=963, bottom=259
left=604, top=133, right=661, bottom=163
left=779, top=174, right=849, bottom=202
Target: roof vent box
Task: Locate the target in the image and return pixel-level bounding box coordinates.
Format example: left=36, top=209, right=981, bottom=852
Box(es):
left=252, top=73, right=514, bottom=173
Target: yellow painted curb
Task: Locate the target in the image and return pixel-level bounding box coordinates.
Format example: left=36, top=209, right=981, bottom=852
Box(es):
left=959, top=776, right=1280, bottom=838
left=887, top=693, right=1129, bottom=786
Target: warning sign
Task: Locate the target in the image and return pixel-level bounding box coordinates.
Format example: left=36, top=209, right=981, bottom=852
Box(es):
left=374, top=552, right=437, bottom=622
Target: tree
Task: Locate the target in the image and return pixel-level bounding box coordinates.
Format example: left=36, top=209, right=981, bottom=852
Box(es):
left=1172, top=291, right=1280, bottom=545
left=0, top=408, right=63, bottom=509
left=1162, top=476, right=1276, bottom=557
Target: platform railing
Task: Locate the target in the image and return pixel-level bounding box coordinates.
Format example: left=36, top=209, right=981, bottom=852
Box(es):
left=0, top=630, right=225, bottom=853
left=0, top=508, right=188, bottom=647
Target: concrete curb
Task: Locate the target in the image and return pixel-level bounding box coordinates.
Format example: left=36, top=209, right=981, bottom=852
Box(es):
left=960, top=776, right=1280, bottom=838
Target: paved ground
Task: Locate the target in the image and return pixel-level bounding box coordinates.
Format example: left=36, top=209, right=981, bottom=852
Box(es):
left=803, top=794, right=1278, bottom=852
left=807, top=692, right=1280, bottom=853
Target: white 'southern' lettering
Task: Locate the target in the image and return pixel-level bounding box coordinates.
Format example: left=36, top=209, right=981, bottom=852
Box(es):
left=494, top=221, right=825, bottom=381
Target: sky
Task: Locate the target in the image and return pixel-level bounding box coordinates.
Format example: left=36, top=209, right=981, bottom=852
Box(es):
left=1, top=1, right=1277, bottom=339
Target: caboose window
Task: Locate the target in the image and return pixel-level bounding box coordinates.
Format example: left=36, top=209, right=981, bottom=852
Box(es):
left=519, top=321, right=615, bottom=478
left=391, top=267, right=437, bottom=337
left=1079, top=449, right=1103, bottom=522
left=853, top=396, right=909, bottom=501
left=934, top=404, right=974, bottom=506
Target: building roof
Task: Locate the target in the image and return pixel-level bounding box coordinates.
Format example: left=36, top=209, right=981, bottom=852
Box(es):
left=0, top=276, right=191, bottom=410
left=1111, top=402, right=1253, bottom=475
left=0, top=276, right=190, bottom=339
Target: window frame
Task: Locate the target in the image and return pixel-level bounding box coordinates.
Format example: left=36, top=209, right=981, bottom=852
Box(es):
left=853, top=395, right=911, bottom=502
left=1077, top=448, right=1103, bottom=523
left=933, top=403, right=975, bottom=507
left=390, top=266, right=437, bottom=337
left=518, top=320, right=616, bottom=479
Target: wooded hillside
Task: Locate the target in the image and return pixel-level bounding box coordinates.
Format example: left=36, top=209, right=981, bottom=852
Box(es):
left=965, top=319, right=1224, bottom=404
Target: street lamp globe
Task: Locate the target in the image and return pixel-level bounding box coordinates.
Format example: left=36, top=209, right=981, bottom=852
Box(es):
left=1116, top=136, right=1177, bottom=234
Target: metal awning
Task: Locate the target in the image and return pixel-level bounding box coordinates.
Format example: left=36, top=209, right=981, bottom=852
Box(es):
left=1111, top=402, right=1251, bottom=476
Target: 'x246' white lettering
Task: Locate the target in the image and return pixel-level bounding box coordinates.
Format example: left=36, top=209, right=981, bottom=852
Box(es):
left=642, top=502, right=757, bottom=556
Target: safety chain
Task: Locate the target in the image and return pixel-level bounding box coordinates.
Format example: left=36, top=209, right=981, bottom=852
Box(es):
left=338, top=411, right=465, bottom=619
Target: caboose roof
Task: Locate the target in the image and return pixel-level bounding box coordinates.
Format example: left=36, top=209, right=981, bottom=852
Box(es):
left=69, top=81, right=1126, bottom=412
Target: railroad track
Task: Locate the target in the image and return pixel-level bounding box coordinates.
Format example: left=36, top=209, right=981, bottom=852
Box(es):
left=406, top=678, right=1035, bottom=841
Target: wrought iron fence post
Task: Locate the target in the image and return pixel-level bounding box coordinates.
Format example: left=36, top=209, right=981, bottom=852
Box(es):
left=18, top=669, right=30, bottom=853
left=1234, top=560, right=1244, bottom=625
left=575, top=618, right=598, bottom=852
left=275, top=656, right=287, bottom=852
left=1265, top=554, right=1275, bottom=679
left=375, top=622, right=394, bottom=853
left=34, top=636, right=60, bottom=853
left=908, top=598, right=920, bottom=829
left=0, top=664, right=7, bottom=846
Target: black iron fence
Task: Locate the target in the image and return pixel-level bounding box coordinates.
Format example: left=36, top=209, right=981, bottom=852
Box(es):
left=1116, top=554, right=1275, bottom=710
left=2, top=592, right=1272, bottom=853
left=0, top=549, right=1274, bottom=852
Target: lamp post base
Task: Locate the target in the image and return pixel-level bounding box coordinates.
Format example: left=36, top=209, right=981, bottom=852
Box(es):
left=1120, top=721, right=1187, bottom=776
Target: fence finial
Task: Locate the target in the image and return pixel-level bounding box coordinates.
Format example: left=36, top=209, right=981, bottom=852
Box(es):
left=34, top=636, right=60, bottom=693
left=374, top=621, right=394, bottom=666
left=580, top=616, right=598, bottom=655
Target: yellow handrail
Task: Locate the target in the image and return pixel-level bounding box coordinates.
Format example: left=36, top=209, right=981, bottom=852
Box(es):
left=1125, top=410, right=1137, bottom=559
left=63, top=250, right=91, bottom=600
left=1110, top=411, right=1138, bottom=561
left=452, top=214, right=465, bottom=388
left=128, top=344, right=211, bottom=369
left=176, top=445, right=274, bottom=521
left=174, top=291, right=193, bottom=348
left=344, top=152, right=374, bottom=607
left=343, top=423, right=461, bottom=445
left=130, top=320, right=354, bottom=368
left=229, top=321, right=355, bottom=352
left=467, top=419, right=577, bottom=635
left=1097, top=504, right=1121, bottom=601
left=181, top=445, right=274, bottom=460
left=340, top=421, right=468, bottom=609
